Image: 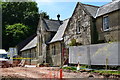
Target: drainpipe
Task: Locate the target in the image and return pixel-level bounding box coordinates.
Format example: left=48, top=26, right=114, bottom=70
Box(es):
left=30, top=49, right=31, bottom=65
left=61, top=42, right=63, bottom=68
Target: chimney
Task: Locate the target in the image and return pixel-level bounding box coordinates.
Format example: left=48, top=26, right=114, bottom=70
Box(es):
left=57, top=14, right=60, bottom=21
left=57, top=14, right=62, bottom=24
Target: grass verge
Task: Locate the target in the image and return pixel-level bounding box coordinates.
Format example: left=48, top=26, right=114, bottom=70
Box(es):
left=91, top=70, right=120, bottom=75
left=62, top=66, right=120, bottom=75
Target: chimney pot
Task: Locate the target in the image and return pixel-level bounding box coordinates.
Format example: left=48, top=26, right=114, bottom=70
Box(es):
left=57, top=14, right=60, bottom=21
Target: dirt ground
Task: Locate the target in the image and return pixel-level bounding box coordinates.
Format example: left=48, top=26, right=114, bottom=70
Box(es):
left=0, top=67, right=119, bottom=79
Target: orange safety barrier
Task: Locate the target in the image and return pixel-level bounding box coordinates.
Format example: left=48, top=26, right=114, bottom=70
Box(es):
left=60, top=69, right=63, bottom=79
left=48, top=68, right=63, bottom=79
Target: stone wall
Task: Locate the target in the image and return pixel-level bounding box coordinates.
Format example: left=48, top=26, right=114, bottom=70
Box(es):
left=21, top=47, right=37, bottom=64
left=96, top=10, right=120, bottom=42
left=48, top=42, right=62, bottom=66
left=37, top=19, right=56, bottom=63
left=64, top=3, right=92, bottom=46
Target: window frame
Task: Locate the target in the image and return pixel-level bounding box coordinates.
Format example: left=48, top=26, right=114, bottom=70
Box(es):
left=52, top=44, right=56, bottom=55
left=54, top=45, right=56, bottom=55
left=103, top=15, right=109, bottom=31
left=76, top=20, right=81, bottom=34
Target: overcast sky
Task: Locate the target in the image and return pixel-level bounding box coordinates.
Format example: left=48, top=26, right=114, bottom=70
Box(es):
left=34, top=0, right=112, bottom=20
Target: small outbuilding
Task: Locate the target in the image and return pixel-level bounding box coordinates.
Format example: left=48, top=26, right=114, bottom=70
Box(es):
left=20, top=36, right=37, bottom=65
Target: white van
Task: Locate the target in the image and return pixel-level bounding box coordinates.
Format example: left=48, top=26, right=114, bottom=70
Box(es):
left=0, top=49, right=11, bottom=68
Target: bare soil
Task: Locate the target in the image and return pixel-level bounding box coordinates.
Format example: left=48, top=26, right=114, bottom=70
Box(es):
left=0, top=67, right=119, bottom=79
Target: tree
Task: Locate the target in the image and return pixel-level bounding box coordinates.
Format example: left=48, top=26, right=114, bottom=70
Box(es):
left=2, top=2, right=50, bottom=50
left=2, top=2, right=39, bottom=50
left=2, top=2, right=39, bottom=28
left=5, top=23, right=30, bottom=48
left=40, top=11, right=49, bottom=19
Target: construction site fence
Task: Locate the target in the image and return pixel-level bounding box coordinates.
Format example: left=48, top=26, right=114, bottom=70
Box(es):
left=69, top=42, right=120, bottom=66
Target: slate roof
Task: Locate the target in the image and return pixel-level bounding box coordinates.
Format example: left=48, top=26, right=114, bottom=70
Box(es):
left=82, top=4, right=99, bottom=18
left=96, top=0, right=120, bottom=17
left=43, top=19, right=61, bottom=32
left=49, top=19, right=69, bottom=43
left=20, top=36, right=37, bottom=51
left=79, top=0, right=120, bottom=18
left=16, top=34, right=36, bottom=55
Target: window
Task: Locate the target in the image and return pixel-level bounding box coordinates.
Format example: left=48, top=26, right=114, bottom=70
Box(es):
left=38, top=36, right=42, bottom=56
left=54, top=45, right=56, bottom=55
left=76, top=21, right=81, bottom=34
left=0, top=54, right=7, bottom=58
left=52, top=45, right=56, bottom=55
left=103, top=16, right=109, bottom=31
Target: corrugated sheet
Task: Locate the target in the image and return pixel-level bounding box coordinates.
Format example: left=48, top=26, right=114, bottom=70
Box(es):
left=20, top=36, right=37, bottom=51
left=69, top=42, right=120, bottom=66
left=49, top=19, right=69, bottom=43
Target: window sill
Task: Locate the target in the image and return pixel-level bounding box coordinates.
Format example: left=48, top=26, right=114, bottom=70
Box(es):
left=76, top=32, right=81, bottom=34
left=103, top=29, right=110, bottom=32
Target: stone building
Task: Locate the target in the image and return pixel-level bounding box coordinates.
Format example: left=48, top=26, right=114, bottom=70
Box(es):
left=64, top=0, right=120, bottom=46
left=20, top=36, right=37, bottom=64
left=48, top=19, right=69, bottom=66
left=37, top=16, right=61, bottom=64
left=64, top=2, right=99, bottom=46
left=96, top=0, right=120, bottom=42
left=19, top=0, right=120, bottom=66
left=16, top=34, right=36, bottom=55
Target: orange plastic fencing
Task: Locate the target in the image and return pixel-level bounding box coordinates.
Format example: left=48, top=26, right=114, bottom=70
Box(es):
left=48, top=69, right=63, bottom=79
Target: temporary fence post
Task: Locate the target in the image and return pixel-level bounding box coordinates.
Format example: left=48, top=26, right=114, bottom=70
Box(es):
left=60, top=69, right=63, bottom=79
left=106, top=58, right=108, bottom=70
left=49, top=71, right=52, bottom=78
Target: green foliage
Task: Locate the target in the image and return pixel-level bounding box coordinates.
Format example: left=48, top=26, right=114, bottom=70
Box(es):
left=91, top=70, right=120, bottom=75
left=68, top=38, right=83, bottom=46
left=80, top=65, right=87, bottom=68
left=2, top=2, right=39, bottom=50
left=40, top=11, right=49, bottom=19
left=62, top=66, right=120, bottom=75
left=5, top=23, right=30, bottom=47
left=2, top=2, right=39, bottom=27
left=2, top=2, right=49, bottom=50
left=62, top=67, right=76, bottom=70
left=69, top=38, right=77, bottom=46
